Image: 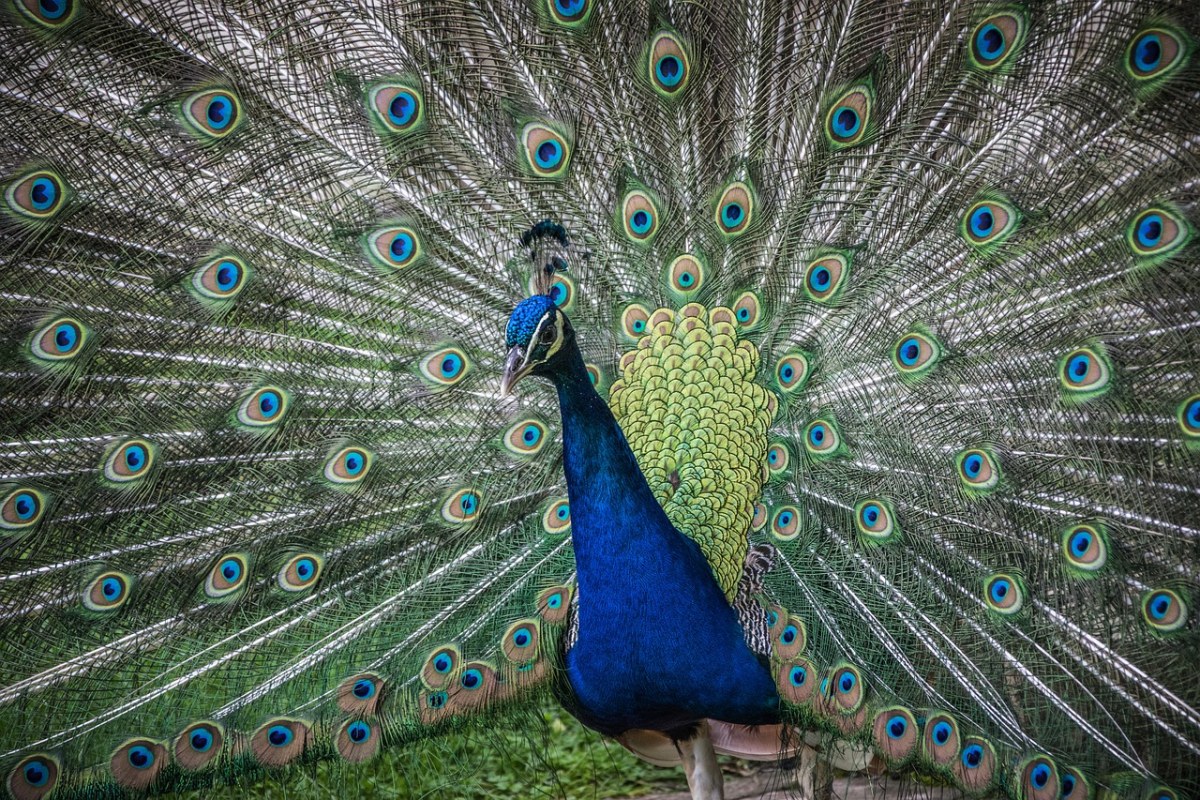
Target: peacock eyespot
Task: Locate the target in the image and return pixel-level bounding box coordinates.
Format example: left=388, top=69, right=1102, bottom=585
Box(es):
left=1126, top=27, right=1188, bottom=81
left=956, top=448, right=1000, bottom=492
left=1142, top=588, right=1187, bottom=632
left=278, top=554, right=323, bottom=592
left=621, top=304, right=652, bottom=338
left=110, top=739, right=168, bottom=790
left=15, top=0, right=79, bottom=28
left=648, top=32, right=690, bottom=96
left=1, top=487, right=46, bottom=530
left=336, top=719, right=380, bottom=762
left=804, top=419, right=841, bottom=457
left=984, top=573, right=1024, bottom=614
left=1127, top=206, right=1189, bottom=259
left=892, top=331, right=941, bottom=376
left=182, top=89, right=242, bottom=139
left=1058, top=346, right=1111, bottom=399
left=522, top=123, right=571, bottom=178
left=855, top=499, right=896, bottom=542
left=824, top=85, right=873, bottom=148
left=969, top=12, right=1026, bottom=70
left=103, top=439, right=157, bottom=484
left=6, top=170, right=68, bottom=219
left=236, top=386, right=290, bottom=428
left=191, top=255, right=250, bottom=305
left=829, top=665, right=864, bottom=712
left=368, top=83, right=425, bottom=134
left=804, top=253, right=850, bottom=302
left=9, top=754, right=59, bottom=800
left=622, top=190, right=660, bottom=243
left=732, top=293, right=761, bottom=327
left=442, top=487, right=482, bottom=523
left=668, top=254, right=705, bottom=293
left=542, top=497, right=571, bottom=533
left=30, top=317, right=88, bottom=363
left=504, top=419, right=549, bottom=456
left=962, top=199, right=1018, bottom=247
left=548, top=0, right=591, bottom=26
left=85, top=571, right=131, bottom=612
left=205, top=554, right=248, bottom=599
left=365, top=225, right=422, bottom=270
left=324, top=446, right=373, bottom=485
left=766, top=443, right=790, bottom=476
left=715, top=182, right=754, bottom=236
left=789, top=665, right=807, bottom=686
left=771, top=505, right=800, bottom=541
left=1020, top=756, right=1058, bottom=800
left=775, top=353, right=811, bottom=393
left=419, top=346, right=471, bottom=389
left=1061, top=523, right=1109, bottom=573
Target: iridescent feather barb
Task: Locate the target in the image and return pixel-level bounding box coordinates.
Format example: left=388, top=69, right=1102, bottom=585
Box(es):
left=1, top=0, right=1199, bottom=799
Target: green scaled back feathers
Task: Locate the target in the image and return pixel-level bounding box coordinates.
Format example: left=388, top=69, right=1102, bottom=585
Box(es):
left=2, top=0, right=1199, bottom=799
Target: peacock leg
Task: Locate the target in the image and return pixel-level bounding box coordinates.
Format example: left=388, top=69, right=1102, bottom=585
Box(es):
left=674, top=720, right=725, bottom=800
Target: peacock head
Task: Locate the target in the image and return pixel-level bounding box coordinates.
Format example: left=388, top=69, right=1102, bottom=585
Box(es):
left=500, top=295, right=574, bottom=396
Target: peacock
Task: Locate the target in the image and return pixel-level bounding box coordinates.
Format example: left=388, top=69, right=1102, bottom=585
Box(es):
left=1, top=0, right=1198, bottom=798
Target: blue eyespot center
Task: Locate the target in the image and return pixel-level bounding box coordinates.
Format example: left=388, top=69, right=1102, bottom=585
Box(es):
left=295, top=558, right=315, bottom=580
left=190, top=730, right=213, bottom=751
left=267, top=725, right=293, bottom=747
left=977, top=24, right=1005, bottom=59
left=513, top=628, right=531, bottom=647
left=1031, top=763, right=1050, bottom=789
left=781, top=625, right=797, bottom=644
left=54, top=323, right=78, bottom=352
left=23, top=761, right=49, bottom=786
left=353, top=679, right=376, bottom=699
left=124, top=445, right=146, bottom=470
left=348, top=721, right=371, bottom=743
left=1137, top=215, right=1163, bottom=247
left=964, top=454, right=982, bottom=478
left=30, top=177, right=58, bottom=210
left=933, top=721, right=951, bottom=745
left=388, top=91, right=417, bottom=126
left=128, top=745, right=154, bottom=769
left=1135, top=34, right=1162, bottom=71
left=899, top=339, right=920, bottom=365
left=220, top=559, right=241, bottom=583
left=962, top=744, right=983, bottom=767
left=427, top=691, right=447, bottom=709
left=809, top=425, right=826, bottom=446
left=547, top=593, right=562, bottom=609
left=778, top=512, right=793, bottom=527
left=781, top=365, right=795, bottom=381
left=390, top=232, right=414, bottom=262
left=1149, top=592, right=1172, bottom=620
left=722, top=202, right=744, bottom=227
left=838, top=672, right=856, bottom=693
left=1188, top=399, right=1200, bottom=427
left=207, top=95, right=234, bottom=130
left=102, top=576, right=123, bottom=600
left=811, top=266, right=831, bottom=291
left=789, top=666, right=806, bottom=686
left=678, top=271, right=694, bottom=286
left=216, top=261, right=240, bottom=291
left=258, top=391, right=280, bottom=418
left=459, top=492, right=477, bottom=514
left=555, top=0, right=586, bottom=16
left=831, top=106, right=861, bottom=138
left=434, top=655, right=452, bottom=673
left=970, top=207, right=994, bottom=236
left=440, top=354, right=463, bottom=378
left=630, top=209, right=652, bottom=234
left=1070, top=531, right=1092, bottom=556
left=656, top=55, right=683, bottom=87
left=461, top=668, right=482, bottom=689
left=863, top=504, right=881, bottom=525
left=1061, top=775, right=1076, bottom=797
left=39, top=0, right=67, bottom=20
left=535, top=140, right=562, bottom=169
left=14, top=492, right=38, bottom=520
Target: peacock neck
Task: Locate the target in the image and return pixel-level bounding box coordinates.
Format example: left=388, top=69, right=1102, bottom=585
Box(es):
left=550, top=343, right=686, bottom=579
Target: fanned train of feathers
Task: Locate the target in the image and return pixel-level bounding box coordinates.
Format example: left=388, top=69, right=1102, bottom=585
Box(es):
left=1, top=0, right=1199, bottom=799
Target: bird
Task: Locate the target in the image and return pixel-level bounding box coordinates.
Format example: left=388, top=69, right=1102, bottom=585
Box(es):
left=0, top=0, right=1198, bottom=798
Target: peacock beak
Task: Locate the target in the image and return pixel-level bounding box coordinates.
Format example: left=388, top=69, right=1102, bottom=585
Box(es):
left=499, top=346, right=533, bottom=398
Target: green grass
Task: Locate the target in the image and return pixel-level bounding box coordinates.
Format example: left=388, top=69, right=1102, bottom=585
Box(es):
left=166, top=705, right=685, bottom=800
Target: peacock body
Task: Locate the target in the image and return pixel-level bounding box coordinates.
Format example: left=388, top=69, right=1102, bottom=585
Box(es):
left=1, top=0, right=1199, bottom=799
